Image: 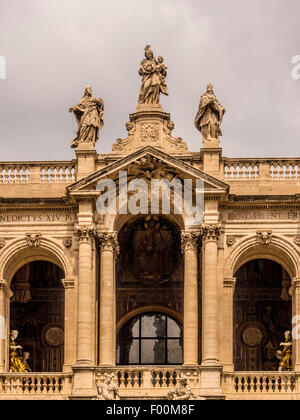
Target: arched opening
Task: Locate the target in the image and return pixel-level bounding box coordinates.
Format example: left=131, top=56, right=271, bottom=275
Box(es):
left=117, top=312, right=183, bottom=365
left=115, top=215, right=185, bottom=365
left=10, top=261, right=65, bottom=372
left=233, top=259, right=292, bottom=371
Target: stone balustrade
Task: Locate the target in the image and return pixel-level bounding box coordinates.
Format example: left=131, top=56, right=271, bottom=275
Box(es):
left=96, top=367, right=201, bottom=399
left=223, top=158, right=300, bottom=181
left=0, top=162, right=77, bottom=184
left=0, top=373, right=73, bottom=399
left=222, top=372, right=298, bottom=399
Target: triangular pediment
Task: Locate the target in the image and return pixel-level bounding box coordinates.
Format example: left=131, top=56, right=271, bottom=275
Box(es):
left=67, top=146, right=229, bottom=195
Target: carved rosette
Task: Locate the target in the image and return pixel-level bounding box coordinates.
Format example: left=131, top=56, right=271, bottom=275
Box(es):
left=181, top=231, right=201, bottom=253
left=201, top=224, right=222, bottom=242
left=98, top=232, right=120, bottom=256
left=63, top=237, right=73, bottom=249
left=75, top=225, right=96, bottom=243
left=226, top=235, right=236, bottom=247
left=257, top=231, right=272, bottom=246
left=0, top=239, right=6, bottom=249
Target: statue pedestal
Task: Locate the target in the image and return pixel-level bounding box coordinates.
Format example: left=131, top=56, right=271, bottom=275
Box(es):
left=202, top=136, right=220, bottom=149
left=75, top=148, right=97, bottom=180
left=111, top=105, right=188, bottom=154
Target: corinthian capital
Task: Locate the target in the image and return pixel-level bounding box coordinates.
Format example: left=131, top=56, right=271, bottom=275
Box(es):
left=181, top=231, right=201, bottom=253
left=98, top=232, right=119, bottom=256
left=75, top=225, right=96, bottom=242
left=201, top=224, right=222, bottom=242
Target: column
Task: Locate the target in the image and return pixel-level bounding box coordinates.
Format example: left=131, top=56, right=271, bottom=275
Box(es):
left=99, top=232, right=119, bottom=367
left=201, top=224, right=222, bottom=366
left=181, top=231, right=200, bottom=366
left=0, top=279, right=8, bottom=372
left=222, top=278, right=236, bottom=372
left=62, top=278, right=75, bottom=372
left=75, top=225, right=96, bottom=365
left=293, top=278, right=300, bottom=371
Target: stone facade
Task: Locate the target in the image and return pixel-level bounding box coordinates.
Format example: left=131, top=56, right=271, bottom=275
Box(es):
left=0, top=49, right=300, bottom=400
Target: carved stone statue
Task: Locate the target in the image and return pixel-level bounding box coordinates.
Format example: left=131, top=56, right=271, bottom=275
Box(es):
left=9, top=330, right=30, bottom=373
left=194, top=83, right=225, bottom=143
left=94, top=373, right=120, bottom=400
left=276, top=331, right=293, bottom=371
left=69, top=86, right=104, bottom=149
left=138, top=44, right=169, bottom=105
left=167, top=373, right=205, bottom=401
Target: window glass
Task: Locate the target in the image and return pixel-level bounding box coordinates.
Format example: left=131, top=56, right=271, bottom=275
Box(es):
left=117, top=313, right=182, bottom=365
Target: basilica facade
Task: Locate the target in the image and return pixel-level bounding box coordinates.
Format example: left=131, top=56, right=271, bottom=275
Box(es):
left=0, top=47, right=300, bottom=400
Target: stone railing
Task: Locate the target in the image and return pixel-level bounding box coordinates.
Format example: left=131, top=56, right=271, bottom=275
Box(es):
left=96, top=367, right=200, bottom=399
left=223, top=158, right=300, bottom=181
left=222, top=372, right=297, bottom=399
left=0, top=162, right=77, bottom=184
left=0, top=373, right=73, bottom=399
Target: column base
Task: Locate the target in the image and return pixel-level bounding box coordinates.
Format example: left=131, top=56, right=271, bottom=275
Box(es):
left=199, top=365, right=224, bottom=399
left=71, top=365, right=97, bottom=398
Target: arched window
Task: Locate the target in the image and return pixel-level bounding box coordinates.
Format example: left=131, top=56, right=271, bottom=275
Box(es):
left=117, top=313, right=183, bottom=365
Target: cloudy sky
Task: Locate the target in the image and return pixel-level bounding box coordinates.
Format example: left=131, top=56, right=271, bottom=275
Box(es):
left=0, top=0, right=299, bottom=161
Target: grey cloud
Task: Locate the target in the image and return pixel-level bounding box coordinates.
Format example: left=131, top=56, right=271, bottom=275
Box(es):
left=0, top=0, right=299, bottom=161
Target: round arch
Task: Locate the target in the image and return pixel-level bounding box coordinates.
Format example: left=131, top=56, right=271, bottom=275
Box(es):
left=225, top=234, right=300, bottom=280
left=117, top=305, right=183, bottom=333
left=0, top=236, right=74, bottom=287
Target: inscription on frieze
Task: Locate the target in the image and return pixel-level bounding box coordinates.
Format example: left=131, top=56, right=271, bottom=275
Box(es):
left=224, top=210, right=300, bottom=221
left=0, top=213, right=74, bottom=224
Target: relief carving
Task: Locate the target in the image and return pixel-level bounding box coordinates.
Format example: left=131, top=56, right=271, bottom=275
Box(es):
left=26, top=233, right=42, bottom=248
left=257, top=231, right=272, bottom=246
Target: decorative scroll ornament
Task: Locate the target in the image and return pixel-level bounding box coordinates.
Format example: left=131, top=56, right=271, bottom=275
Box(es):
left=63, top=237, right=73, bottom=249
left=257, top=231, right=272, bottom=246
left=26, top=233, right=42, bottom=247
left=181, top=231, right=201, bottom=253
left=226, top=235, right=236, bottom=247
left=98, top=232, right=120, bottom=256
left=75, top=225, right=96, bottom=242
left=201, top=224, right=222, bottom=241
left=0, top=239, right=6, bottom=249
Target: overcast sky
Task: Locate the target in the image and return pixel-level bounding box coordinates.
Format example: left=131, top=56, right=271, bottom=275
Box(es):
left=0, top=0, right=299, bottom=161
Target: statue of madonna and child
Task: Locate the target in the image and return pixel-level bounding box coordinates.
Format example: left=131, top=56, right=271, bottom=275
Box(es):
left=138, top=44, right=169, bottom=106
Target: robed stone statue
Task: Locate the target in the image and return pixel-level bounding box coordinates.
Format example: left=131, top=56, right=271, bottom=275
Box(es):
left=138, top=44, right=169, bottom=105
left=69, top=85, right=104, bottom=148
left=194, top=83, right=225, bottom=142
